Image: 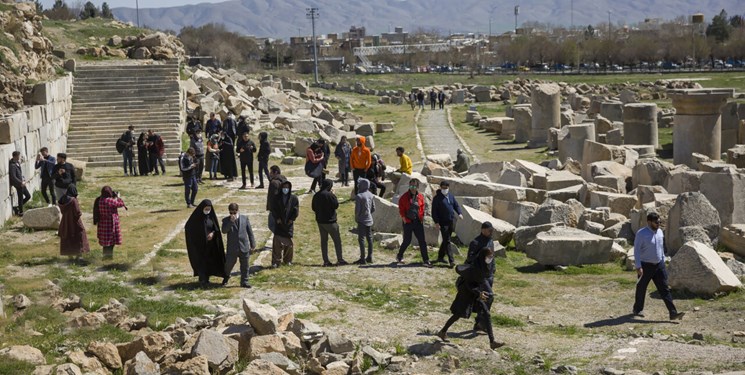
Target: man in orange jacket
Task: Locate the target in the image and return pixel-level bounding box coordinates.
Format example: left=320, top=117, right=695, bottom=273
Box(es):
left=350, top=136, right=372, bottom=194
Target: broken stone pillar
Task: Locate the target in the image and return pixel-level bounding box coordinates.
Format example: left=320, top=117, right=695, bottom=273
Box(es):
left=600, top=101, right=624, bottom=122
left=623, top=103, right=658, bottom=148
left=528, top=84, right=561, bottom=148
left=721, top=102, right=740, bottom=152
left=559, top=123, right=596, bottom=163
left=669, top=88, right=734, bottom=168
left=512, top=104, right=532, bottom=143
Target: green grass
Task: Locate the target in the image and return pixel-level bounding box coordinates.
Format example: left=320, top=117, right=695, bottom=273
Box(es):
left=0, top=358, right=36, bottom=375
left=335, top=285, right=428, bottom=315
left=59, top=277, right=134, bottom=310
left=491, top=313, right=526, bottom=327
left=127, top=297, right=209, bottom=330
left=544, top=262, right=625, bottom=276
left=543, top=324, right=587, bottom=337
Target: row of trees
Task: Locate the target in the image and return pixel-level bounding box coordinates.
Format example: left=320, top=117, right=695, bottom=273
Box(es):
left=40, top=0, right=113, bottom=21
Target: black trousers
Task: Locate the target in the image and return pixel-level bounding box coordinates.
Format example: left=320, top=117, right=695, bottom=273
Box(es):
left=397, top=220, right=429, bottom=263
left=195, top=155, right=205, bottom=181
left=437, top=222, right=455, bottom=264
left=258, top=160, right=269, bottom=186
left=241, top=159, right=254, bottom=186
left=40, top=177, right=56, bottom=204
left=634, top=261, right=678, bottom=315
left=13, top=185, right=31, bottom=213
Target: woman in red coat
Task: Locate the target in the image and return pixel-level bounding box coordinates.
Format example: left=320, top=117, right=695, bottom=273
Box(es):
left=58, top=186, right=89, bottom=259
left=93, top=186, right=126, bottom=260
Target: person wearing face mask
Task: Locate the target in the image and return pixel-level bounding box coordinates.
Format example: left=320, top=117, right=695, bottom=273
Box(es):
left=432, top=181, right=463, bottom=268
left=270, top=180, right=299, bottom=268
left=222, top=203, right=255, bottom=288
left=467, top=221, right=497, bottom=333
left=185, top=199, right=227, bottom=288
left=396, top=179, right=431, bottom=267
left=438, top=247, right=504, bottom=350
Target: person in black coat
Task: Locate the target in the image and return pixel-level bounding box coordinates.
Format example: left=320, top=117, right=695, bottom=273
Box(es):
left=311, top=179, right=347, bottom=267
left=432, top=181, right=463, bottom=267
left=9, top=151, right=31, bottom=216
left=186, top=116, right=203, bottom=137
left=270, top=180, right=298, bottom=268
left=184, top=199, right=227, bottom=288
left=467, top=222, right=497, bottom=332
left=52, top=153, right=76, bottom=202
left=236, top=116, right=251, bottom=139
left=437, top=247, right=505, bottom=349
left=135, top=132, right=149, bottom=176
left=236, top=132, right=257, bottom=189
left=256, top=132, right=271, bottom=188
left=35, top=147, right=57, bottom=205
left=218, top=132, right=237, bottom=181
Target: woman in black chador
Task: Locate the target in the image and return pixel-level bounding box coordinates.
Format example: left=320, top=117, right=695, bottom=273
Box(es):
left=185, top=199, right=227, bottom=288
left=136, top=132, right=149, bottom=176
left=437, top=247, right=505, bottom=349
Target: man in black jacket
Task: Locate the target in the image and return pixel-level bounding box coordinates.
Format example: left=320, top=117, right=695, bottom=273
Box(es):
left=9, top=151, right=31, bottom=216
left=35, top=147, right=56, bottom=205
left=432, top=181, right=463, bottom=267
left=312, top=179, right=347, bottom=267
left=121, top=125, right=135, bottom=176
left=236, top=116, right=251, bottom=139
left=270, top=180, right=298, bottom=268
left=180, top=147, right=199, bottom=208
left=236, top=132, right=256, bottom=189
left=52, top=153, right=75, bottom=202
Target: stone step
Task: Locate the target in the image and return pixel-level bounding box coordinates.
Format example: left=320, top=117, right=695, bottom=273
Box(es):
left=70, top=112, right=177, bottom=120
left=67, top=145, right=181, bottom=155
left=73, top=84, right=179, bottom=93
left=69, top=118, right=181, bottom=126
left=72, top=98, right=180, bottom=106
left=68, top=129, right=180, bottom=138
left=71, top=105, right=179, bottom=114
left=76, top=63, right=179, bottom=71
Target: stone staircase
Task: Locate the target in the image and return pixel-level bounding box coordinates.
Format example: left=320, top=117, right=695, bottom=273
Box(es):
left=66, top=61, right=183, bottom=167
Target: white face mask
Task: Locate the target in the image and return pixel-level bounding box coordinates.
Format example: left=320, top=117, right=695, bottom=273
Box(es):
left=282, top=188, right=290, bottom=194
left=203, top=208, right=211, bottom=215
left=441, top=189, right=449, bottom=196
left=485, top=256, right=494, bottom=263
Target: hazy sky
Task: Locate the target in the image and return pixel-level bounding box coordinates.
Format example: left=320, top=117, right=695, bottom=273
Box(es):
left=39, top=0, right=229, bottom=9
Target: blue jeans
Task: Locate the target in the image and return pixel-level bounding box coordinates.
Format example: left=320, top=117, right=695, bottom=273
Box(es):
left=122, top=149, right=134, bottom=175
left=184, top=176, right=198, bottom=205
left=210, top=154, right=219, bottom=177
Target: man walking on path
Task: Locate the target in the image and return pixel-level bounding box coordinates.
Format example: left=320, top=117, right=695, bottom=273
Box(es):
left=312, top=179, right=347, bottom=267
left=396, top=179, right=431, bottom=267
left=52, top=153, right=76, bottom=203
left=467, top=221, right=497, bottom=332
left=9, top=151, right=31, bottom=216
left=237, top=132, right=257, bottom=189
left=222, top=203, right=255, bottom=288
left=256, top=132, right=271, bottom=188
left=438, top=90, right=446, bottom=109
left=633, top=212, right=686, bottom=321
left=432, top=181, right=463, bottom=268
left=266, top=165, right=286, bottom=233
left=430, top=89, right=437, bottom=110
left=190, top=133, right=205, bottom=183
left=395, top=147, right=413, bottom=175
left=355, top=178, right=376, bottom=264
left=351, top=136, right=372, bottom=195
left=180, top=147, right=199, bottom=208
left=409, top=91, right=416, bottom=110
left=120, top=125, right=136, bottom=176
left=270, top=180, right=298, bottom=268
left=416, top=90, right=425, bottom=109
left=35, top=147, right=56, bottom=205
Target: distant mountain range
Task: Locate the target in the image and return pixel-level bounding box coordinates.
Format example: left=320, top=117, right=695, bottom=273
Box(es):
left=112, top=0, right=742, bottom=39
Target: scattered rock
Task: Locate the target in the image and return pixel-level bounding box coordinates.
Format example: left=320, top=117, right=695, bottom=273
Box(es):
left=243, top=299, right=279, bottom=335
left=123, top=351, right=160, bottom=375
left=0, top=345, right=46, bottom=365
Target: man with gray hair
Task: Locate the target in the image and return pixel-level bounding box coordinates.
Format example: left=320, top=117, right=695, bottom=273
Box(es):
left=222, top=203, right=256, bottom=288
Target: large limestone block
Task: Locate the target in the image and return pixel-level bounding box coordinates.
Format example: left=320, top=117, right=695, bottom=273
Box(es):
left=525, top=227, right=614, bottom=265
left=426, top=175, right=527, bottom=202
left=514, top=223, right=564, bottom=251
left=528, top=199, right=578, bottom=227
left=699, top=169, right=745, bottom=226
left=631, top=158, right=674, bottom=189
left=191, top=329, right=236, bottom=373
left=242, top=299, right=279, bottom=335
left=0, top=345, right=46, bottom=365
left=455, top=205, right=515, bottom=246
left=123, top=351, right=159, bottom=375
left=241, top=359, right=290, bottom=375
left=581, top=141, right=638, bottom=180
left=665, top=169, right=703, bottom=194
left=532, top=170, right=584, bottom=191
left=249, top=334, right=286, bottom=360
left=665, top=192, right=721, bottom=254
left=493, top=199, right=537, bottom=227
left=589, top=191, right=638, bottom=218
left=726, top=144, right=745, bottom=168
left=668, top=241, right=742, bottom=296
left=293, top=137, right=314, bottom=157
left=371, top=195, right=401, bottom=234
left=22, top=206, right=61, bottom=230
left=66, top=158, right=86, bottom=182
left=456, top=196, right=494, bottom=215
left=0, top=113, right=27, bottom=144
left=720, top=224, right=745, bottom=258
left=467, top=161, right=511, bottom=183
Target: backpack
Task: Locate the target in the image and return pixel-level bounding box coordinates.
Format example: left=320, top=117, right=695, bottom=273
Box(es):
left=115, top=134, right=126, bottom=154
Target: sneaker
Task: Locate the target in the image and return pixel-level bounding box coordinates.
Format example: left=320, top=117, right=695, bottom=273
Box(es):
left=352, top=259, right=366, bottom=265
left=633, top=310, right=645, bottom=318
left=423, top=262, right=434, bottom=268
left=337, top=260, right=349, bottom=266
left=285, top=262, right=293, bottom=266
left=490, top=341, right=506, bottom=349
left=436, top=330, right=449, bottom=342
left=221, top=277, right=229, bottom=286
left=396, top=258, right=405, bottom=265
left=255, top=185, right=265, bottom=189
left=670, top=312, right=685, bottom=321
left=272, top=264, right=279, bottom=269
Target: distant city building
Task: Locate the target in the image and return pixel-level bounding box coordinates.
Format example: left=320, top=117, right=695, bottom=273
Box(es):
left=382, top=26, right=408, bottom=44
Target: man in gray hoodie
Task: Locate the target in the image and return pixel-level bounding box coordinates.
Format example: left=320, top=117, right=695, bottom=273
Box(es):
left=354, top=178, right=376, bottom=264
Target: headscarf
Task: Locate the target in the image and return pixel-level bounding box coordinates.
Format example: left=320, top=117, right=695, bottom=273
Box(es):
left=320, top=178, right=333, bottom=192
left=92, top=186, right=114, bottom=225
left=58, top=185, right=78, bottom=206
left=184, top=199, right=226, bottom=278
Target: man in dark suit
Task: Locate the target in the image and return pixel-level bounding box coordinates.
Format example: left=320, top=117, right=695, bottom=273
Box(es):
left=9, top=151, right=31, bottom=216
left=222, top=202, right=256, bottom=288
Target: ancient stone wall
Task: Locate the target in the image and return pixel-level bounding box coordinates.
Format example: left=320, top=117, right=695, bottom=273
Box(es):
left=0, top=75, right=73, bottom=225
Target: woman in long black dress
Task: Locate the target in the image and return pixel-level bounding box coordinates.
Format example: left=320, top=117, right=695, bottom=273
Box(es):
left=136, top=132, right=150, bottom=176
left=184, top=199, right=227, bottom=288
left=218, top=132, right=237, bottom=181
left=437, top=247, right=505, bottom=349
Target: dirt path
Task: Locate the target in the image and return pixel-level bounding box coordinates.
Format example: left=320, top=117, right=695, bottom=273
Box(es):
left=418, top=108, right=463, bottom=160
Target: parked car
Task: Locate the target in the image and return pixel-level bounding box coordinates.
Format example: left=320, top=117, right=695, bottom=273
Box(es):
left=662, top=61, right=680, bottom=69
left=531, top=63, right=550, bottom=71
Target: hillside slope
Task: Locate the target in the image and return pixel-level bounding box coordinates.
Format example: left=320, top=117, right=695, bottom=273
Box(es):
left=112, top=0, right=741, bottom=38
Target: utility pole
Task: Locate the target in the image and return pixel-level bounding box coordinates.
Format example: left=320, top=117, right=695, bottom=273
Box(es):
left=570, top=0, right=574, bottom=30
left=514, top=5, right=519, bottom=32
left=306, top=7, right=320, bottom=84
left=607, top=10, right=611, bottom=39
left=135, top=0, right=139, bottom=28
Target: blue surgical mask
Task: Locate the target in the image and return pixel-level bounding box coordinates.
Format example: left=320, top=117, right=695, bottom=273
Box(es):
left=282, top=188, right=290, bottom=194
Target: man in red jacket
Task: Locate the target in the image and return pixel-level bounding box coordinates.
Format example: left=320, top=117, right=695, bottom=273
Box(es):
left=396, top=179, right=432, bottom=267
